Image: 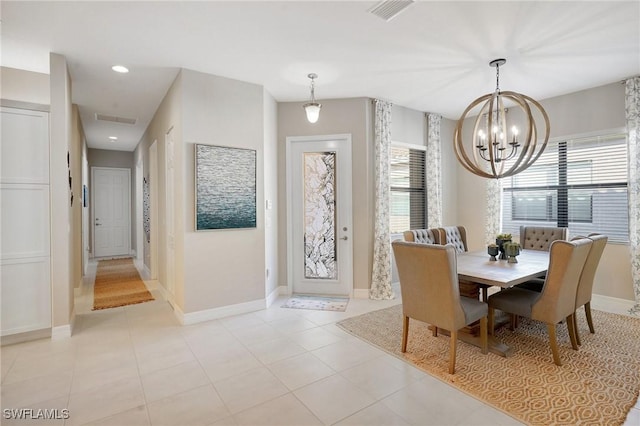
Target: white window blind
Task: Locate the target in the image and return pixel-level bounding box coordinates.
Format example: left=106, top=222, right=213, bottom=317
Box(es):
left=501, top=133, right=628, bottom=243
left=390, top=145, right=426, bottom=233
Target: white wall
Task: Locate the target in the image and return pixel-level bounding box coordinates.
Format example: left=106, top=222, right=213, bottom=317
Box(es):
left=456, top=82, right=633, bottom=301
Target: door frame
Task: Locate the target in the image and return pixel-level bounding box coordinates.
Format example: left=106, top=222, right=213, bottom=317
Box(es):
left=91, top=166, right=131, bottom=258
left=285, top=133, right=353, bottom=296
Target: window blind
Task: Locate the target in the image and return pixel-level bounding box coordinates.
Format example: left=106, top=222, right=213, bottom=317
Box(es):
left=390, top=146, right=426, bottom=233
left=501, top=133, right=628, bottom=243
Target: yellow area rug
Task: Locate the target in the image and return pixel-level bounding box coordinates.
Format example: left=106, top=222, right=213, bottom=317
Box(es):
left=93, top=258, right=154, bottom=310
left=337, top=304, right=640, bottom=426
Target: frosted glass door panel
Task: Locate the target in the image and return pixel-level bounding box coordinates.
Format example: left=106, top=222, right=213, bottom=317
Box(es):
left=304, top=152, right=337, bottom=279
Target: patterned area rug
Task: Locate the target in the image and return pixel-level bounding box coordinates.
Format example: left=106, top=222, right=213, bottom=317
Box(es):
left=281, top=295, right=349, bottom=312
left=337, top=304, right=640, bottom=426
left=93, top=258, right=154, bottom=310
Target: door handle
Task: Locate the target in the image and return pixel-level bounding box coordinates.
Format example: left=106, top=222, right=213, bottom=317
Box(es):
left=95, top=223, right=102, bottom=226
left=340, top=236, right=348, bottom=240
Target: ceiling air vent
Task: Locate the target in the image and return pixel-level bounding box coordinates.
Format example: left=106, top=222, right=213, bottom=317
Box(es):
left=368, top=0, right=414, bottom=21
left=95, top=113, right=137, bottom=125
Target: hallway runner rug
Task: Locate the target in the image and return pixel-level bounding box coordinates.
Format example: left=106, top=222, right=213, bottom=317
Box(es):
left=281, top=295, right=349, bottom=312
left=337, top=304, right=640, bottom=426
left=93, top=258, right=154, bottom=310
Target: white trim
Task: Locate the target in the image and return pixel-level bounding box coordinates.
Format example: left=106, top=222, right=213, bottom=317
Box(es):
left=266, top=286, right=280, bottom=308
left=353, top=289, right=370, bottom=299
left=591, top=294, right=636, bottom=316
left=174, top=299, right=266, bottom=326
left=91, top=167, right=132, bottom=257
left=285, top=134, right=353, bottom=296
left=51, top=324, right=72, bottom=339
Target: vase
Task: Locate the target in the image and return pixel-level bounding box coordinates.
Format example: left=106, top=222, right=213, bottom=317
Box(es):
left=487, top=246, right=499, bottom=261
left=505, top=244, right=520, bottom=263
left=496, top=238, right=511, bottom=260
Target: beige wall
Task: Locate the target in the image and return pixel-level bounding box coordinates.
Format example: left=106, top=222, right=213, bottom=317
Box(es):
left=456, top=82, right=633, bottom=301
left=264, top=89, right=279, bottom=298
left=136, top=71, right=184, bottom=308
left=50, top=53, right=75, bottom=329
left=71, top=105, right=84, bottom=289
left=181, top=69, right=266, bottom=313
left=1, top=67, right=50, bottom=105
left=277, top=98, right=373, bottom=292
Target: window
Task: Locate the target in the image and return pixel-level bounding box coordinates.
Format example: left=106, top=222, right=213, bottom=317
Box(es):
left=501, top=133, right=628, bottom=243
left=390, top=145, right=426, bottom=233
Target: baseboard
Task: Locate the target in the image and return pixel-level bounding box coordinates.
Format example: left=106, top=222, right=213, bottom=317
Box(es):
left=353, top=288, right=370, bottom=299
left=51, top=324, right=72, bottom=339
left=175, top=299, right=266, bottom=326
left=591, top=294, right=637, bottom=316
left=1, top=328, right=52, bottom=346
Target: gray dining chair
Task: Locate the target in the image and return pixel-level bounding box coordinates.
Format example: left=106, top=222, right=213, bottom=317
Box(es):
left=439, top=226, right=468, bottom=253
left=392, top=241, right=488, bottom=374
left=488, top=238, right=592, bottom=366
left=573, top=233, right=608, bottom=345
left=403, top=228, right=444, bottom=245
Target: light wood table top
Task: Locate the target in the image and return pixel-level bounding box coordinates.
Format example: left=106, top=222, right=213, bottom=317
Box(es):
left=457, top=249, right=549, bottom=288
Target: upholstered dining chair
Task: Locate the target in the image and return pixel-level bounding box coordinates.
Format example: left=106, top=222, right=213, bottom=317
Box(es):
left=403, top=228, right=444, bottom=245
left=392, top=241, right=488, bottom=374
left=439, top=226, right=468, bottom=253
left=519, top=226, right=568, bottom=251
left=517, top=226, right=569, bottom=292
left=488, top=238, right=592, bottom=366
left=572, top=233, right=608, bottom=345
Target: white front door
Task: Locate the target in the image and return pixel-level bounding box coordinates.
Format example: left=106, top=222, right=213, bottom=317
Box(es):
left=93, top=167, right=130, bottom=258
left=287, top=134, right=353, bottom=296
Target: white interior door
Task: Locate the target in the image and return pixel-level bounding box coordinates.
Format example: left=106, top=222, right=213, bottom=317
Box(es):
left=287, top=134, right=353, bottom=296
left=93, top=167, right=130, bottom=257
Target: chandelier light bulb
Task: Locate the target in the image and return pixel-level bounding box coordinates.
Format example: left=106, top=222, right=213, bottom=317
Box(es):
left=303, top=73, right=322, bottom=124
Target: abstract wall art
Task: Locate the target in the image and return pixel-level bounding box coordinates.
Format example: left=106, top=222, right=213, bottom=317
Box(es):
left=195, top=144, right=256, bottom=230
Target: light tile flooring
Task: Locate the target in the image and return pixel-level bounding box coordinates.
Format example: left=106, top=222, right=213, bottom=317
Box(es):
left=1, top=260, right=639, bottom=425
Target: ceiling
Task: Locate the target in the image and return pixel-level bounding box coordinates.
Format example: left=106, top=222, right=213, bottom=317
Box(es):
left=2, top=1, right=639, bottom=152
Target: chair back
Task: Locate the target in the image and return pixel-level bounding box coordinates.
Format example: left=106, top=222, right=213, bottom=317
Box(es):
left=403, top=228, right=444, bottom=245
left=392, top=241, right=466, bottom=331
left=520, top=226, right=567, bottom=251
left=575, top=234, right=608, bottom=308
left=532, top=239, right=592, bottom=324
left=439, top=226, right=468, bottom=253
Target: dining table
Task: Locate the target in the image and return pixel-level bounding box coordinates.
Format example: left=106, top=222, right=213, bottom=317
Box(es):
left=452, top=249, right=550, bottom=357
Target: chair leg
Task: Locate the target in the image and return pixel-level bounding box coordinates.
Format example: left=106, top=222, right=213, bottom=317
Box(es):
left=432, top=326, right=438, bottom=337
left=479, top=316, right=488, bottom=355
left=573, top=311, right=582, bottom=346
left=566, top=314, right=578, bottom=350
left=401, top=316, right=409, bottom=353
left=449, top=330, right=458, bottom=374
left=547, top=323, right=562, bottom=366
left=585, top=302, right=595, bottom=334
left=488, top=307, right=494, bottom=336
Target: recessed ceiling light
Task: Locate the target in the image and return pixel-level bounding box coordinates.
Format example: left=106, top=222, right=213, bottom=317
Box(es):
left=111, top=65, right=129, bottom=73
left=108, top=136, right=118, bottom=141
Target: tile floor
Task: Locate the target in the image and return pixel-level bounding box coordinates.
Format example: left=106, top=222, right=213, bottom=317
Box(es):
left=1, top=260, right=639, bottom=425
